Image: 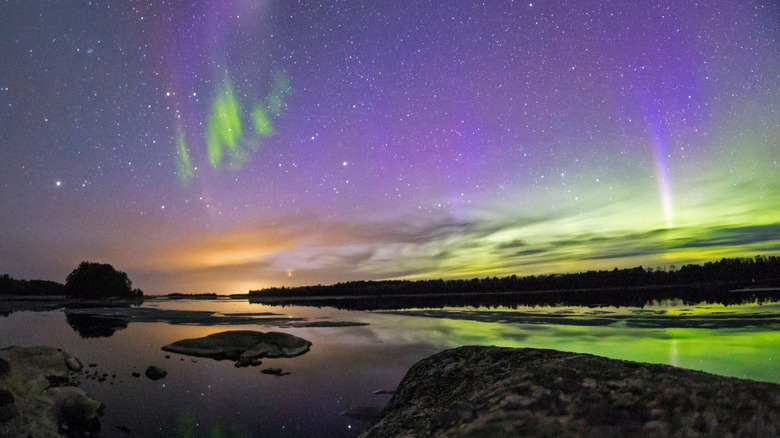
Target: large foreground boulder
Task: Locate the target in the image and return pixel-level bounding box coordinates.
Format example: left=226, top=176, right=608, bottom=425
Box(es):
left=360, top=346, right=780, bottom=437
left=161, top=330, right=311, bottom=365
left=0, top=346, right=102, bottom=437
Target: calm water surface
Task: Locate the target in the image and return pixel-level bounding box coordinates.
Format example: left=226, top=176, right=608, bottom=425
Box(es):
left=1, top=298, right=779, bottom=437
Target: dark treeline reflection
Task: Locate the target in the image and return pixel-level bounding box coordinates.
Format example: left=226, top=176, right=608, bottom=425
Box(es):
left=250, top=287, right=780, bottom=311
left=62, top=299, right=142, bottom=338
left=65, top=312, right=129, bottom=338
left=249, top=256, right=780, bottom=311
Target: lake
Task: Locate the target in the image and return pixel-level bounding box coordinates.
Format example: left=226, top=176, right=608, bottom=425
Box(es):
left=1, top=297, right=779, bottom=437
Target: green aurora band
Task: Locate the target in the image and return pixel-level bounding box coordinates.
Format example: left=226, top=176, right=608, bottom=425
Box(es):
left=175, top=70, right=291, bottom=185
left=206, top=77, right=243, bottom=169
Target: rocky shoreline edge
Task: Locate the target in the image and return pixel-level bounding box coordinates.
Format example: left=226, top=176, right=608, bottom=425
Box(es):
left=360, top=346, right=780, bottom=437
left=0, top=346, right=102, bottom=437
left=5, top=344, right=780, bottom=437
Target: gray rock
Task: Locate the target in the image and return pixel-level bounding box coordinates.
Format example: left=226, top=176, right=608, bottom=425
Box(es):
left=0, top=346, right=102, bottom=436
left=145, top=366, right=167, bottom=381
left=161, top=330, right=311, bottom=363
left=63, top=351, right=83, bottom=372
left=360, top=346, right=780, bottom=438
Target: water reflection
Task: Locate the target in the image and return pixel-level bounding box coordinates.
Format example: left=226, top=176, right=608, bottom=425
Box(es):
left=2, top=298, right=780, bottom=437
left=250, top=288, right=780, bottom=311
left=65, top=312, right=128, bottom=338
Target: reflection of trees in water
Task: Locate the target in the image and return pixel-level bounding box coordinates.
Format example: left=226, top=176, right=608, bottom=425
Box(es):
left=251, top=288, right=780, bottom=311
left=250, top=256, right=780, bottom=311
left=65, top=312, right=129, bottom=338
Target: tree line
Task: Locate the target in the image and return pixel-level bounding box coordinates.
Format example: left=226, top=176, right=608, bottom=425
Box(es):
left=250, top=255, right=780, bottom=299
left=1, top=262, right=142, bottom=298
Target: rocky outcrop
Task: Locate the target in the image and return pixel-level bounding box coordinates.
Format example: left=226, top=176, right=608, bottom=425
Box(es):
left=0, top=346, right=102, bottom=437
left=161, top=330, right=311, bottom=366
left=144, top=366, right=167, bottom=381
left=360, top=346, right=780, bottom=437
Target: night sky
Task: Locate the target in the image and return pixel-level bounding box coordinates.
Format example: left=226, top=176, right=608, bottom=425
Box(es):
left=1, top=0, right=778, bottom=294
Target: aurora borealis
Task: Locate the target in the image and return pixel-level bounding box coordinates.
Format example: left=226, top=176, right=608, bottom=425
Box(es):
left=1, top=1, right=778, bottom=294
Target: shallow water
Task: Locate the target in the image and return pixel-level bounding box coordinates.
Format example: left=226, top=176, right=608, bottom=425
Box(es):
left=1, top=298, right=779, bottom=437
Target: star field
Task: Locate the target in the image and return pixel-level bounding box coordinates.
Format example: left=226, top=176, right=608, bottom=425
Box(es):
left=1, top=0, right=779, bottom=293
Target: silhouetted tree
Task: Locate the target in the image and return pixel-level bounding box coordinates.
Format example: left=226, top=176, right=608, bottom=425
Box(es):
left=65, top=262, right=142, bottom=298
left=0, top=274, right=65, bottom=296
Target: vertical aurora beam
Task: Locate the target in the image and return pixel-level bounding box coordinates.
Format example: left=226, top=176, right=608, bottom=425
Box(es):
left=636, top=83, right=676, bottom=229
left=649, top=128, right=673, bottom=228
left=175, top=128, right=195, bottom=186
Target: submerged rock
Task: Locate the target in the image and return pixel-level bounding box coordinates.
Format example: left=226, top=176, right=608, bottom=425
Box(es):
left=161, top=330, right=311, bottom=363
left=0, top=346, right=102, bottom=437
left=145, top=366, right=167, bottom=381
left=360, top=346, right=780, bottom=437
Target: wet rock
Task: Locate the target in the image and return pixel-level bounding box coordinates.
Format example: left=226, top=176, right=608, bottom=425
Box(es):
left=63, top=351, right=83, bottom=372
left=0, top=346, right=102, bottom=436
left=145, top=366, right=167, bottom=381
left=161, top=330, right=311, bottom=364
left=360, top=346, right=780, bottom=438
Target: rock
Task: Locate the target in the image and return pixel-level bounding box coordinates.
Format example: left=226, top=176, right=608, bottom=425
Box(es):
left=46, top=374, right=71, bottom=387
left=131, top=372, right=141, bottom=378
left=260, top=367, right=284, bottom=375
left=235, top=358, right=262, bottom=368
left=0, top=388, right=18, bottom=422
left=161, top=330, right=312, bottom=364
left=360, top=346, right=780, bottom=438
left=145, top=366, right=167, bottom=381
left=63, top=351, right=83, bottom=372
left=49, top=386, right=103, bottom=432
left=0, top=388, right=14, bottom=405
left=0, top=358, right=9, bottom=375
left=0, top=346, right=102, bottom=436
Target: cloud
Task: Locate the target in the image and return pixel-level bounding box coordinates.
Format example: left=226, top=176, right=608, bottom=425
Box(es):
left=41, top=200, right=775, bottom=294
